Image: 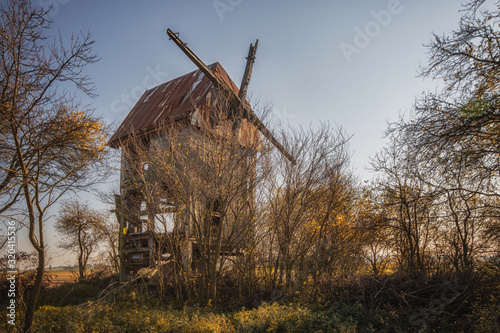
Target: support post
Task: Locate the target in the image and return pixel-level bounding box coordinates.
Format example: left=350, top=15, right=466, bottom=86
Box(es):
left=114, top=194, right=127, bottom=282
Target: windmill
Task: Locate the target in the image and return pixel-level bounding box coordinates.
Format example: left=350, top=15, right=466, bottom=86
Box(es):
left=110, top=30, right=294, bottom=281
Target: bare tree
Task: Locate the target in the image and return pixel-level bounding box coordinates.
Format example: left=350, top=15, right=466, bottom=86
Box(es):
left=374, top=122, right=500, bottom=274
left=371, top=138, right=438, bottom=274
left=0, top=0, right=107, bottom=330
left=373, top=0, right=500, bottom=275
left=422, top=0, right=500, bottom=100
left=259, top=123, right=357, bottom=291
left=428, top=154, right=496, bottom=272
left=96, top=213, right=119, bottom=273
left=356, top=186, right=392, bottom=276
left=394, top=0, right=500, bottom=199
left=55, top=200, right=106, bottom=281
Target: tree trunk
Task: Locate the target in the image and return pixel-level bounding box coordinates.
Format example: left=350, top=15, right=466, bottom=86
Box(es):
left=23, top=246, right=44, bottom=332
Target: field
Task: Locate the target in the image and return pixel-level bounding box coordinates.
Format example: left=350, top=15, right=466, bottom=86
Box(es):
left=46, top=269, right=77, bottom=287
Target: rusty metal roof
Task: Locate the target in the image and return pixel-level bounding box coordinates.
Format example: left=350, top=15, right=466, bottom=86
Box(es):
left=108, top=62, right=240, bottom=148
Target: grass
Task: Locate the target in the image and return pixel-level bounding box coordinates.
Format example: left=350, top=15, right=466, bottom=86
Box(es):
left=31, top=302, right=364, bottom=333
left=3, top=266, right=500, bottom=332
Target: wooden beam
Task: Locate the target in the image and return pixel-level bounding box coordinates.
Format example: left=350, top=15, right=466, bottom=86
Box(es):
left=166, top=29, right=232, bottom=98
left=166, top=29, right=296, bottom=165
left=239, top=40, right=258, bottom=101
left=114, top=194, right=127, bottom=282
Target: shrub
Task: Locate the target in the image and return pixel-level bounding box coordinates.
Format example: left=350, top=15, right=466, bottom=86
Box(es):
left=33, top=303, right=235, bottom=333
left=38, top=281, right=105, bottom=307
left=234, top=302, right=356, bottom=333
left=33, top=305, right=114, bottom=333
left=469, top=264, right=500, bottom=332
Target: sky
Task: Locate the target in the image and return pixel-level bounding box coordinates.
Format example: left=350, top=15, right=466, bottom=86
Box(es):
left=43, top=0, right=465, bottom=174
left=12, top=0, right=468, bottom=267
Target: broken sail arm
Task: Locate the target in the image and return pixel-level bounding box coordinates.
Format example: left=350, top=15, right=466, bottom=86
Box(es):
left=166, top=29, right=296, bottom=165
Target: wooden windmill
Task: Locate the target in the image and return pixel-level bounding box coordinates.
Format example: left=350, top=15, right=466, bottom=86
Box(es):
left=110, top=30, right=294, bottom=281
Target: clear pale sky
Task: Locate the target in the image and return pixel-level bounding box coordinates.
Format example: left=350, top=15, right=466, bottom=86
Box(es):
left=22, top=0, right=466, bottom=266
